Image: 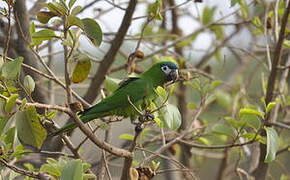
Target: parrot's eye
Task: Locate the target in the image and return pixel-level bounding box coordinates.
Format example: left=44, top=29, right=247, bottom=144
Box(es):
left=161, top=65, right=171, bottom=74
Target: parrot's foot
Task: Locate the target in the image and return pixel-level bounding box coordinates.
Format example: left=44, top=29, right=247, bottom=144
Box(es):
left=144, top=110, right=154, bottom=121
left=145, top=114, right=154, bottom=121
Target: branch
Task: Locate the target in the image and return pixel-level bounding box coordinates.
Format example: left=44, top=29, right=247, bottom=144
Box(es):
left=178, top=138, right=256, bottom=150
left=0, top=159, right=50, bottom=179
left=67, top=111, right=132, bottom=158
left=120, top=127, right=142, bottom=180
left=83, top=0, right=138, bottom=103
left=0, top=94, right=69, bottom=113
left=141, top=104, right=204, bottom=165
left=264, top=1, right=290, bottom=106
left=253, top=1, right=290, bottom=179
left=136, top=147, right=192, bottom=173
left=267, top=122, right=290, bottom=131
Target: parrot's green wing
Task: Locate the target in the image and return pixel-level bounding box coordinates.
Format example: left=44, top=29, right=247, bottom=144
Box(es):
left=80, top=77, right=153, bottom=121
left=117, top=77, right=139, bottom=90
left=50, top=77, right=154, bottom=136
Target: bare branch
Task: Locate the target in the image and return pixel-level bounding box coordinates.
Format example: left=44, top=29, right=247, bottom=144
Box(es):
left=83, top=0, right=138, bottom=103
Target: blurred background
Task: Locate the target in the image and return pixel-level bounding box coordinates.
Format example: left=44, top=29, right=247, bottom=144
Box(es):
left=0, top=0, right=289, bottom=179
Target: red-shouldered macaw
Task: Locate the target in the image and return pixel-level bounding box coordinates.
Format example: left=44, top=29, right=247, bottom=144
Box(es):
left=51, top=61, right=178, bottom=135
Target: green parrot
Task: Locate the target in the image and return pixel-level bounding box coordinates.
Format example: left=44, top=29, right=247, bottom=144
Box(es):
left=51, top=61, right=179, bottom=136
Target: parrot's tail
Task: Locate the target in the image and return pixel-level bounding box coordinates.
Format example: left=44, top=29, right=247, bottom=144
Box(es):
left=48, top=111, right=100, bottom=137
left=48, top=122, right=77, bottom=137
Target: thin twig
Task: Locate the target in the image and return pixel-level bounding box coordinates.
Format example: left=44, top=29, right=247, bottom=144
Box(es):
left=3, top=1, right=12, bottom=61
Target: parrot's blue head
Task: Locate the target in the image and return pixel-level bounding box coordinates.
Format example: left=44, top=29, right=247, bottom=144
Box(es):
left=159, top=61, right=179, bottom=83
left=142, top=61, right=179, bottom=86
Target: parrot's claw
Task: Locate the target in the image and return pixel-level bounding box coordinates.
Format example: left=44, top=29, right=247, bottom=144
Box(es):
left=144, top=110, right=154, bottom=121
left=145, top=114, right=154, bottom=121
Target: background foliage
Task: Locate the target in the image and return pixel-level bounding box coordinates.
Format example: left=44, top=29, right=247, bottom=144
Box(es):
left=0, top=0, right=289, bottom=179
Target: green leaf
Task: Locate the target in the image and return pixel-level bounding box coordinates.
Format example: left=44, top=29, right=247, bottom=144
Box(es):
left=45, top=111, right=57, bottom=120
left=119, top=133, right=134, bottom=141
left=283, top=40, right=290, bottom=48
left=215, top=90, right=232, bottom=109
left=155, top=86, right=167, bottom=100
left=81, top=18, right=102, bottom=46
left=29, top=22, right=36, bottom=35
left=67, top=16, right=84, bottom=29
left=239, top=108, right=264, bottom=118
left=212, top=124, right=234, bottom=137
left=211, top=25, right=224, bottom=40
left=15, top=106, right=47, bottom=149
left=280, top=174, right=290, bottom=180
left=32, top=30, right=57, bottom=41
left=24, top=75, right=35, bottom=94
left=11, top=145, right=25, bottom=159
left=4, top=127, right=16, bottom=146
left=224, top=117, right=246, bottom=129
left=71, top=6, right=83, bottom=16
left=0, top=117, right=9, bottom=135
left=238, top=0, right=248, bottom=19
left=2, top=57, right=23, bottom=80
left=242, top=133, right=265, bottom=144
left=69, top=0, right=77, bottom=8
left=202, top=6, right=216, bottom=25
left=40, top=158, right=61, bottom=177
left=104, top=76, right=121, bottom=92
left=45, top=2, right=68, bottom=16
left=148, top=0, right=163, bottom=20
left=36, top=11, right=57, bottom=24
left=252, top=16, right=262, bottom=27
left=151, top=161, right=160, bottom=171
left=153, top=117, right=163, bottom=128
left=197, top=137, right=211, bottom=145
left=187, top=102, right=197, bottom=110
left=83, top=174, right=97, bottom=180
left=163, top=104, right=181, bottom=130
left=210, top=80, right=222, bottom=90
left=230, top=0, right=239, bottom=7
left=264, top=127, right=279, bottom=162
left=5, top=94, right=19, bottom=113
left=266, top=102, right=277, bottom=114
left=71, top=54, right=91, bottom=83
left=240, top=114, right=261, bottom=130
left=24, top=163, right=35, bottom=172
left=61, top=159, right=83, bottom=180
left=19, top=98, right=27, bottom=110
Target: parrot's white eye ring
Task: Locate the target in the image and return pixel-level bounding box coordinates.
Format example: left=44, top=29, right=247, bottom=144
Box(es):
left=161, top=65, right=171, bottom=74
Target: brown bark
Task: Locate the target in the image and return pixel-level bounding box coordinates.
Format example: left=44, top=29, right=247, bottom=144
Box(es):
left=252, top=1, right=290, bottom=179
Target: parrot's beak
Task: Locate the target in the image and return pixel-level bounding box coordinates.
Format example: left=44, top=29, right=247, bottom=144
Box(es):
left=168, top=69, right=179, bottom=82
